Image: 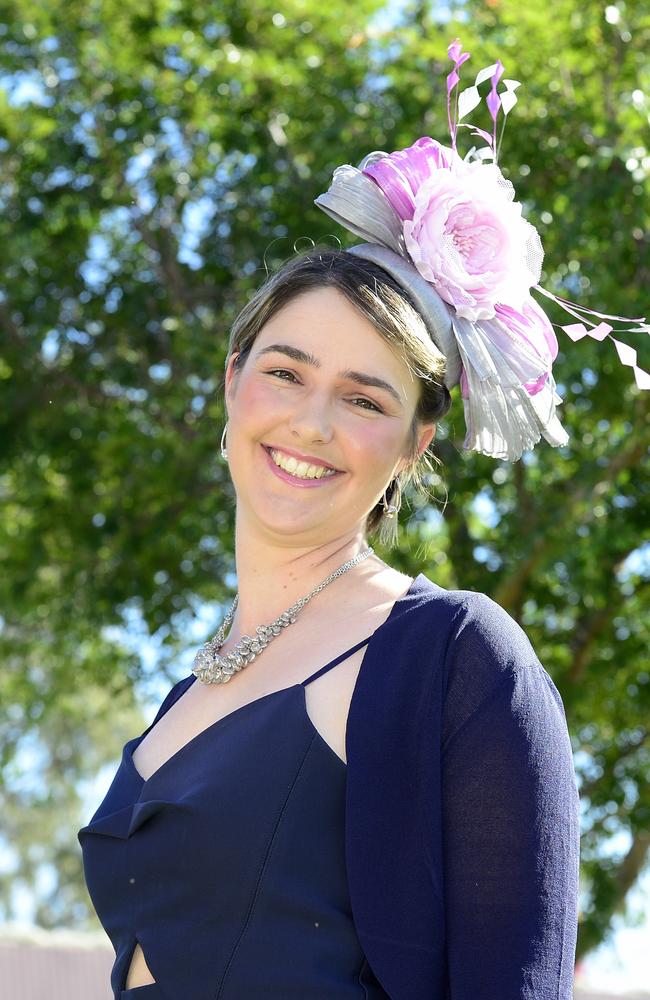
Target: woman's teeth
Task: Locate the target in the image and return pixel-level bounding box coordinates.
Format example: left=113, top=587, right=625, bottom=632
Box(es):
left=269, top=449, right=337, bottom=480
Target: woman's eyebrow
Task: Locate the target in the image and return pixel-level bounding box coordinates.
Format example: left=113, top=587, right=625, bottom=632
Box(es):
left=255, top=343, right=404, bottom=407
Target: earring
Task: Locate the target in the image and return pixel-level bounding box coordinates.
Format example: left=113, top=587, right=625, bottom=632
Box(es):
left=382, top=480, right=401, bottom=518
left=220, top=421, right=229, bottom=461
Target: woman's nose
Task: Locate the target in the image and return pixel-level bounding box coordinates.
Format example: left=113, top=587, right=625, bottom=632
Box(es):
left=288, top=394, right=334, bottom=443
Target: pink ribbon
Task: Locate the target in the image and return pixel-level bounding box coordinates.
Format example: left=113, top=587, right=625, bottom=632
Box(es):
left=534, top=285, right=650, bottom=391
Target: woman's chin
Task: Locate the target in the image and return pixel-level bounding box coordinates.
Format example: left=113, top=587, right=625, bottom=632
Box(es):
left=242, top=494, right=345, bottom=540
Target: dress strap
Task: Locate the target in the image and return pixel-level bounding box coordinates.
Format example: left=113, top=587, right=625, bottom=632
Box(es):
left=300, top=634, right=374, bottom=687
left=149, top=675, right=194, bottom=729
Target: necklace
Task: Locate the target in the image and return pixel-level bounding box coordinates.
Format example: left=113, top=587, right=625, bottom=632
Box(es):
left=192, top=547, right=374, bottom=685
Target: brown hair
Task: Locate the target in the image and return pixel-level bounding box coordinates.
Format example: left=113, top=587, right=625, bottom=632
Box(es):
left=224, top=247, right=452, bottom=546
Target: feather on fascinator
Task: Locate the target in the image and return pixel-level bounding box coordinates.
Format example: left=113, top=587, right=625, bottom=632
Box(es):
left=314, top=39, right=649, bottom=462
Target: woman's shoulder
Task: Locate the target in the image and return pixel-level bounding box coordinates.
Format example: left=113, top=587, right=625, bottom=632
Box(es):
left=403, top=572, right=542, bottom=685
left=408, top=574, right=560, bottom=736
left=406, top=572, right=534, bottom=651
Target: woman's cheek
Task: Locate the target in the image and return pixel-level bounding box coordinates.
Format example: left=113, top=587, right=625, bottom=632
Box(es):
left=345, top=420, right=404, bottom=476
left=238, top=378, right=287, bottom=420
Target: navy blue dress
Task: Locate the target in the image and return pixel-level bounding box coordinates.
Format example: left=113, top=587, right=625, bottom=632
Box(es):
left=78, top=636, right=390, bottom=999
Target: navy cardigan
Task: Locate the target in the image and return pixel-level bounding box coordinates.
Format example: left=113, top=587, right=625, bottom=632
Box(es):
left=343, top=573, right=580, bottom=1000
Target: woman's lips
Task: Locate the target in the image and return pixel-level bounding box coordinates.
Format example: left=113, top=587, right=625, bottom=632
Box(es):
left=261, top=445, right=344, bottom=489
left=263, top=442, right=340, bottom=470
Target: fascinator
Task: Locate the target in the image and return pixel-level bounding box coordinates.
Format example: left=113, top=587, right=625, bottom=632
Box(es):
left=314, top=39, right=649, bottom=461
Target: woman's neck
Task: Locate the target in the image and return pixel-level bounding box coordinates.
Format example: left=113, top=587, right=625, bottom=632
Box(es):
left=227, top=514, right=374, bottom=642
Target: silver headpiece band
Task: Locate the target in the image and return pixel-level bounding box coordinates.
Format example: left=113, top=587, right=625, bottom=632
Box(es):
left=345, top=243, right=462, bottom=391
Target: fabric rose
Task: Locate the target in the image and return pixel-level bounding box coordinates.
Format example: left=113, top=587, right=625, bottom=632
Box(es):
left=403, top=159, right=543, bottom=321
left=363, top=137, right=544, bottom=323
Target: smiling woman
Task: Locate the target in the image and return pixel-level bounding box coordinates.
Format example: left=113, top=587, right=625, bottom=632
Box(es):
left=78, top=244, right=580, bottom=1000
left=79, top=90, right=581, bottom=1000
left=224, top=249, right=451, bottom=547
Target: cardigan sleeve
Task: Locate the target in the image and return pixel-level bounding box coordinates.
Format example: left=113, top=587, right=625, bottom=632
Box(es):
left=440, top=595, right=580, bottom=999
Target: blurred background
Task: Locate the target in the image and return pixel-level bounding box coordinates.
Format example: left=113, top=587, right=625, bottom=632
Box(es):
left=1, top=0, right=648, bottom=996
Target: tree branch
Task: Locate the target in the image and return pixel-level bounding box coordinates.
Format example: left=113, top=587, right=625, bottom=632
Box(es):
left=567, top=566, right=649, bottom=685
left=493, top=426, right=650, bottom=611
left=578, top=728, right=649, bottom=801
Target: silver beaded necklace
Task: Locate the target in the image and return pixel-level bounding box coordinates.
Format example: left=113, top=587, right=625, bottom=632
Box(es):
left=192, top=547, right=374, bottom=685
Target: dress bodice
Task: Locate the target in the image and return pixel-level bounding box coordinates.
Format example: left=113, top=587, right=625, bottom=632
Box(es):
left=78, top=639, right=390, bottom=999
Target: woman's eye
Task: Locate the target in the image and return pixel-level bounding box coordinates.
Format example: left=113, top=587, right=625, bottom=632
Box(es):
left=265, top=370, right=382, bottom=412
left=352, top=397, right=382, bottom=413
left=267, top=368, right=298, bottom=382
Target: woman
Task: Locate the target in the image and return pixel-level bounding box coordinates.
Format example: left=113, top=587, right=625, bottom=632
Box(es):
left=78, top=42, right=591, bottom=1000
left=78, top=248, right=580, bottom=1000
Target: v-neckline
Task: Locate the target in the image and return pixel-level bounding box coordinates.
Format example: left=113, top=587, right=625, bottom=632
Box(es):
left=125, top=573, right=426, bottom=786
left=126, top=683, right=307, bottom=785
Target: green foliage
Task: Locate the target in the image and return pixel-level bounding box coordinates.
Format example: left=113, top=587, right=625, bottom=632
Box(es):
left=0, top=0, right=648, bottom=956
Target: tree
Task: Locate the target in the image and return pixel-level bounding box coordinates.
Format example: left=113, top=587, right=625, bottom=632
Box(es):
left=1, top=0, right=648, bottom=958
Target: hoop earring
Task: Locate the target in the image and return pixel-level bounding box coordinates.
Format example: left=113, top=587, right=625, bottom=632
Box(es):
left=220, top=421, right=229, bottom=461
left=382, top=480, right=401, bottom=518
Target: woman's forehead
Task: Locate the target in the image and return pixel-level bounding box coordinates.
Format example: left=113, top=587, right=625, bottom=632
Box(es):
left=254, top=287, right=418, bottom=387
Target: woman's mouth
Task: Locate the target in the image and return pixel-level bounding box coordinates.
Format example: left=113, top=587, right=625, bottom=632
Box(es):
left=261, top=445, right=344, bottom=488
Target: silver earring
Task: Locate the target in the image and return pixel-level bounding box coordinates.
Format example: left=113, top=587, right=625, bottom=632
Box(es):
left=382, top=480, right=401, bottom=518
left=220, top=421, right=229, bottom=461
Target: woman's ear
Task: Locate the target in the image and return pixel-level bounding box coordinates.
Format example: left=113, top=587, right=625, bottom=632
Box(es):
left=396, top=423, right=436, bottom=477
left=224, top=352, right=241, bottom=408
left=415, top=422, right=436, bottom=459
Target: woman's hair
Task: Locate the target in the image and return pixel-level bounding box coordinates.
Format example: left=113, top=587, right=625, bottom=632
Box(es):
left=225, top=246, right=452, bottom=546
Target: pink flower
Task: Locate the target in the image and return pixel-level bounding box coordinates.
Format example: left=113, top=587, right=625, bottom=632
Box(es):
left=363, top=137, right=544, bottom=323
left=403, top=160, right=542, bottom=321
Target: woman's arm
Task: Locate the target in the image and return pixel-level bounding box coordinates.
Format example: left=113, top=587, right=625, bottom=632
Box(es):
left=441, top=611, right=580, bottom=998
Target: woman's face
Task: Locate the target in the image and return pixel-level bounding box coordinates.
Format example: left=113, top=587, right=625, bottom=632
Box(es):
left=224, top=286, right=436, bottom=548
